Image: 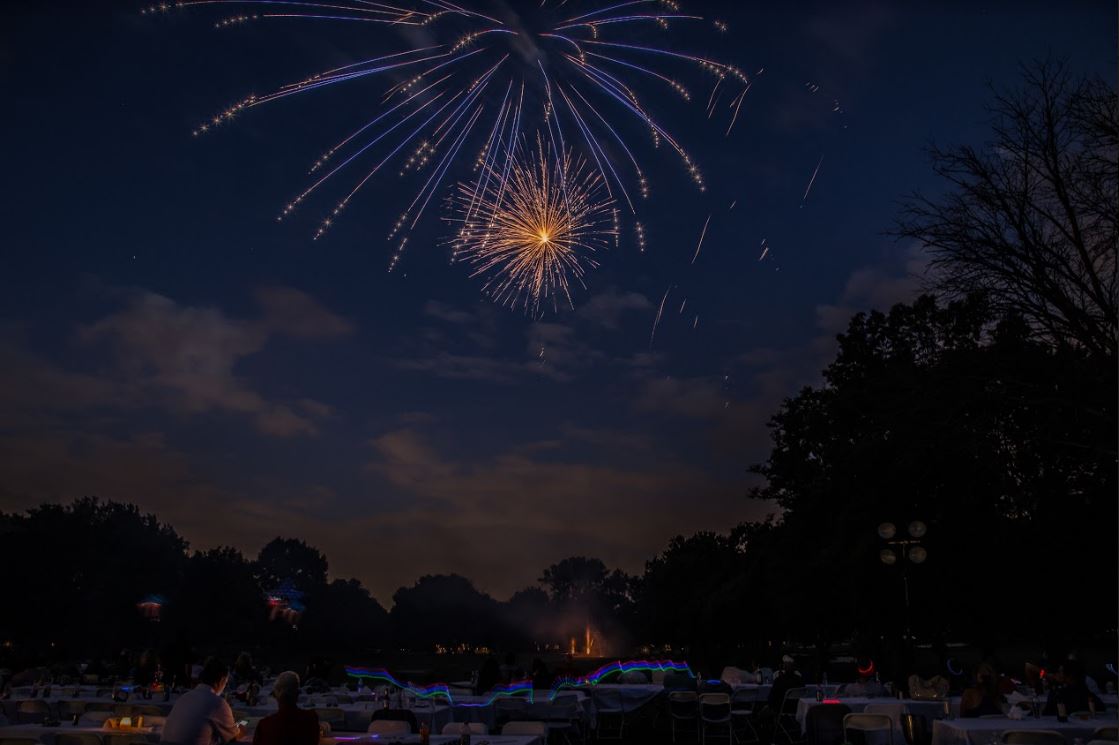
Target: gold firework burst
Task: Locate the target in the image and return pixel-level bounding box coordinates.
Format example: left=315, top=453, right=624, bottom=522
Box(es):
left=448, top=135, right=618, bottom=314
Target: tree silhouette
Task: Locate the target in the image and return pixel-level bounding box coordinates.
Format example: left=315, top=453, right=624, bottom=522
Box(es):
left=897, top=60, right=1117, bottom=365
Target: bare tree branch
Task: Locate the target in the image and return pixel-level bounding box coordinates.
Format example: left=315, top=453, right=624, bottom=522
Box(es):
left=896, top=60, right=1118, bottom=366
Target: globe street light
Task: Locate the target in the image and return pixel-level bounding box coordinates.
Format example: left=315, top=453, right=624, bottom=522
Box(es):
left=878, top=521, right=928, bottom=642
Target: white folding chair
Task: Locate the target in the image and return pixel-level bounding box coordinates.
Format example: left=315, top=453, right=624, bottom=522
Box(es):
left=843, top=712, right=894, bottom=745
left=368, top=719, right=412, bottom=736
left=669, top=691, right=699, bottom=744
left=503, top=720, right=548, bottom=736
left=594, top=687, right=627, bottom=741
left=546, top=693, right=585, bottom=745
left=776, top=687, right=807, bottom=744
left=700, top=692, right=733, bottom=745
left=1091, top=726, right=1117, bottom=742
left=863, top=703, right=905, bottom=737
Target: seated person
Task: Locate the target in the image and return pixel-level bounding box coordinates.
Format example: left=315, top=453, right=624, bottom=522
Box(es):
left=845, top=663, right=887, bottom=697
left=767, top=656, right=804, bottom=714
left=1044, top=660, right=1103, bottom=716
left=253, top=671, right=320, bottom=745
left=960, top=663, right=1006, bottom=718
left=162, top=657, right=246, bottom=745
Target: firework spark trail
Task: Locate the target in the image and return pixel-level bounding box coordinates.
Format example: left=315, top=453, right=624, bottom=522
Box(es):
left=650, top=285, right=670, bottom=348
left=725, top=83, right=750, bottom=136
left=447, top=134, right=616, bottom=314
left=691, top=214, right=711, bottom=264
left=802, top=155, right=824, bottom=203
left=154, top=0, right=748, bottom=291
left=758, top=238, right=769, bottom=261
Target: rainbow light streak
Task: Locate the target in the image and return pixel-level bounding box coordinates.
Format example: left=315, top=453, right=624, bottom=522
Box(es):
left=457, top=679, right=535, bottom=707
left=548, top=659, right=693, bottom=699
left=344, top=667, right=453, bottom=701
left=343, top=667, right=533, bottom=705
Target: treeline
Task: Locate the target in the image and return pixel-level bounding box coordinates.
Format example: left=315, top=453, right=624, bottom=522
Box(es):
left=0, top=289, right=1113, bottom=669
left=0, top=502, right=639, bottom=664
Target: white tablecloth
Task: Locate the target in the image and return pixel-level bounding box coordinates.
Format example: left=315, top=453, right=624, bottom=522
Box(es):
left=932, top=717, right=1107, bottom=745
left=796, top=697, right=958, bottom=727
left=1, top=695, right=177, bottom=720
left=236, top=690, right=592, bottom=733
left=0, top=725, right=542, bottom=745
left=325, top=736, right=542, bottom=745
left=0, top=724, right=161, bottom=743
left=584, top=684, right=664, bottom=711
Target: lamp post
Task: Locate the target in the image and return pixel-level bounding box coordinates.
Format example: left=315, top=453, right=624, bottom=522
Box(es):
left=877, top=521, right=928, bottom=643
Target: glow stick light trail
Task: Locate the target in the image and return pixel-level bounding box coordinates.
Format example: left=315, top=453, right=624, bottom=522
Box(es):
left=344, top=659, right=693, bottom=704
left=343, top=667, right=533, bottom=705
left=548, top=659, right=693, bottom=699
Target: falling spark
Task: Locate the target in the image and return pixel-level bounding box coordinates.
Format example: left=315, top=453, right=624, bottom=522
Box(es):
left=650, top=285, right=671, bottom=348
left=691, top=214, right=711, bottom=264
left=678, top=298, right=687, bottom=314
left=758, top=238, right=770, bottom=261
left=802, top=155, right=824, bottom=203
left=728, top=200, right=737, bottom=211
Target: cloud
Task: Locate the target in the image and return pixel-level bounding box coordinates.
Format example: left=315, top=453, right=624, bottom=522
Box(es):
left=255, top=286, right=354, bottom=339
left=815, top=244, right=928, bottom=334
left=575, top=288, right=652, bottom=329
left=0, top=286, right=352, bottom=438
left=362, top=425, right=762, bottom=598
left=397, top=289, right=656, bottom=386
left=423, top=300, right=476, bottom=326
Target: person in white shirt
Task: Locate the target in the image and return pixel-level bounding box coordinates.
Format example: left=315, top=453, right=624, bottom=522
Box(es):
left=161, top=658, right=245, bottom=745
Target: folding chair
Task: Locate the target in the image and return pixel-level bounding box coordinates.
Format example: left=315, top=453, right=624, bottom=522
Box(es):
left=503, top=721, right=548, bottom=737
left=843, top=712, right=894, bottom=745
left=594, top=687, right=627, bottom=741
left=1092, top=727, right=1118, bottom=742
left=15, top=699, right=50, bottom=724
left=775, top=687, right=807, bottom=745
left=669, top=690, right=699, bottom=744
left=805, top=703, right=851, bottom=745
left=368, top=719, right=412, bottom=736
left=900, top=713, right=930, bottom=745
left=730, top=688, right=761, bottom=745
left=546, top=693, right=585, bottom=745
left=700, top=693, right=733, bottom=745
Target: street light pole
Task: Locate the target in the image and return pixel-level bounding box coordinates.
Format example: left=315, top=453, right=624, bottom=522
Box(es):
left=877, top=521, right=928, bottom=644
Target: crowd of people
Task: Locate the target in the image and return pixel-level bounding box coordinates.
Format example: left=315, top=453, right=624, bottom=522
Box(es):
left=1, top=645, right=1115, bottom=745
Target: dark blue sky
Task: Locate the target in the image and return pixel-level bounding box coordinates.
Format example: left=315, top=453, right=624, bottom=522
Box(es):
left=2, top=1, right=1114, bottom=602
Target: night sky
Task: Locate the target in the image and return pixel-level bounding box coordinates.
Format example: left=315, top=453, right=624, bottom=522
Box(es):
left=2, top=1, right=1114, bottom=602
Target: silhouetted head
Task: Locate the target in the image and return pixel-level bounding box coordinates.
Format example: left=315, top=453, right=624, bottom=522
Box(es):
left=200, top=657, right=229, bottom=694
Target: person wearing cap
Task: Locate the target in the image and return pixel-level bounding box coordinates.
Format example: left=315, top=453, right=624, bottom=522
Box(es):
left=252, top=671, right=320, bottom=745
left=766, top=655, right=804, bottom=713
